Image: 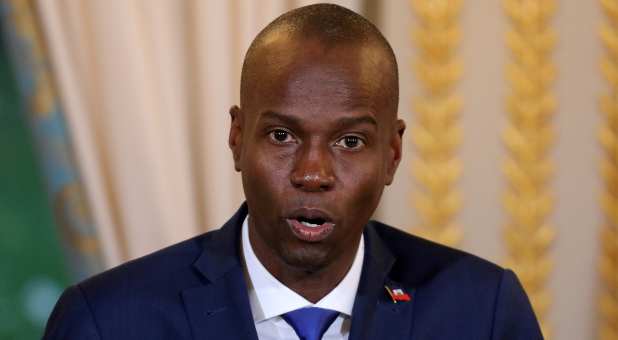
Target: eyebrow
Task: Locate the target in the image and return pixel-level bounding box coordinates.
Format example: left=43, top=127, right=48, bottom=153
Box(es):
left=259, top=110, right=301, bottom=126
left=334, top=115, right=378, bottom=130
left=258, top=110, right=378, bottom=129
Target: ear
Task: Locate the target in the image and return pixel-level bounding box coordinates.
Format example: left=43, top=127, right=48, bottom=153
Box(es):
left=229, top=105, right=244, bottom=172
left=385, top=118, right=406, bottom=185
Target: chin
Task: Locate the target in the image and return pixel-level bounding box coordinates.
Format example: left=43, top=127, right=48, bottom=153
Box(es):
left=280, top=243, right=333, bottom=272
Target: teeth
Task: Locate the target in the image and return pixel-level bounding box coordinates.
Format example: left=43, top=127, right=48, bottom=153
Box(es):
left=301, top=221, right=320, bottom=228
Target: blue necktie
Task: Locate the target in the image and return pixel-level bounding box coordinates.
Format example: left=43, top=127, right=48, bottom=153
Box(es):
left=282, top=307, right=339, bottom=340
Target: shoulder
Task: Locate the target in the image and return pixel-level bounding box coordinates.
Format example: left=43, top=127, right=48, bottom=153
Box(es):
left=368, top=221, right=542, bottom=339
left=44, top=229, right=225, bottom=339
left=78, top=229, right=224, bottom=299
left=368, top=220, right=503, bottom=289
left=67, top=229, right=225, bottom=321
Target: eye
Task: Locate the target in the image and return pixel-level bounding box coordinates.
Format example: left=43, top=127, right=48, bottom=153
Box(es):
left=269, top=129, right=296, bottom=144
left=335, top=135, right=365, bottom=150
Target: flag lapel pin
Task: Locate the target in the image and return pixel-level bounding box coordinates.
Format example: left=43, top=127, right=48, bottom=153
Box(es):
left=385, top=285, right=411, bottom=303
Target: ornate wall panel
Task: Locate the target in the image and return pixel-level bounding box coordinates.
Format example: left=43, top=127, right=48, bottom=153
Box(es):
left=600, top=1, right=618, bottom=339
left=503, top=0, right=556, bottom=338
left=410, top=0, right=463, bottom=247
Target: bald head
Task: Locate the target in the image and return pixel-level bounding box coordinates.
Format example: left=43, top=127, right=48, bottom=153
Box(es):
left=240, top=3, right=399, bottom=114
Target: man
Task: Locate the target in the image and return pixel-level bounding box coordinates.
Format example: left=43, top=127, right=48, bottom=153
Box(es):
left=44, top=4, right=542, bottom=340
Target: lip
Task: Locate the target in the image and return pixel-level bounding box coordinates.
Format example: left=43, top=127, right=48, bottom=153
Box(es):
left=286, top=208, right=336, bottom=242
left=288, top=207, right=334, bottom=222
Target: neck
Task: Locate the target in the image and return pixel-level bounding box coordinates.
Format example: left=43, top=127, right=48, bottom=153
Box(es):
left=248, top=220, right=360, bottom=303
left=273, top=248, right=357, bottom=303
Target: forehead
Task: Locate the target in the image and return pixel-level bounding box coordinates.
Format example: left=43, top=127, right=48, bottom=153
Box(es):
left=243, top=36, right=394, bottom=116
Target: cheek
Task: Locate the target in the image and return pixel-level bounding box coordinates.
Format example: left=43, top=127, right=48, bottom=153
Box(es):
left=336, top=155, right=385, bottom=211
left=242, top=147, right=294, bottom=200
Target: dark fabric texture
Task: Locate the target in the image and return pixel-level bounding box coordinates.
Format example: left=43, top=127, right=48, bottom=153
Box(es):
left=43, top=203, right=543, bottom=340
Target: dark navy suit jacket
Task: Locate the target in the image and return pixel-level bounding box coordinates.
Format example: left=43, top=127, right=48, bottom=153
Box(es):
left=43, top=204, right=543, bottom=339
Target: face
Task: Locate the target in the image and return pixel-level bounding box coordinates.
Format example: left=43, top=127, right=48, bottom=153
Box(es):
left=229, top=37, right=405, bottom=273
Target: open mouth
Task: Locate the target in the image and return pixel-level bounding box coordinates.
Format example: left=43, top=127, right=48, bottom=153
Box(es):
left=297, top=216, right=327, bottom=228
left=286, top=210, right=336, bottom=242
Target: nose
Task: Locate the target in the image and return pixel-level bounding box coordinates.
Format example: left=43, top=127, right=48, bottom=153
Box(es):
left=290, top=143, right=335, bottom=192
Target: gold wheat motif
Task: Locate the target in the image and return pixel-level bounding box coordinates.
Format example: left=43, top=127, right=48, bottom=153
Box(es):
left=503, top=0, right=557, bottom=338
left=410, top=0, right=463, bottom=247
left=600, top=1, right=618, bottom=339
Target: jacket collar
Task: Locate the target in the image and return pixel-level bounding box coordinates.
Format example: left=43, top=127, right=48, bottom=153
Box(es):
left=192, top=202, right=248, bottom=282
left=183, top=203, right=415, bottom=340
left=349, top=222, right=416, bottom=340
left=182, top=203, right=259, bottom=340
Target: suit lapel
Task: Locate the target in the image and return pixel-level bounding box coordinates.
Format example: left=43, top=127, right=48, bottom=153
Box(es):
left=349, top=224, right=415, bottom=340
left=182, top=268, right=258, bottom=340
left=181, top=204, right=259, bottom=340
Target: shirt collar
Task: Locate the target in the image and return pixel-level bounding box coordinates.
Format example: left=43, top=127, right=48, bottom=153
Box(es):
left=241, top=215, right=364, bottom=322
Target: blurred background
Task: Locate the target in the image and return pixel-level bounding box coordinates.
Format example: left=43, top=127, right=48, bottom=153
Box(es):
left=0, top=0, right=614, bottom=339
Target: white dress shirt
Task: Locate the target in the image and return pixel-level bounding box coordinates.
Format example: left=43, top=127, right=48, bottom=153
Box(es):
left=241, top=215, right=364, bottom=340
